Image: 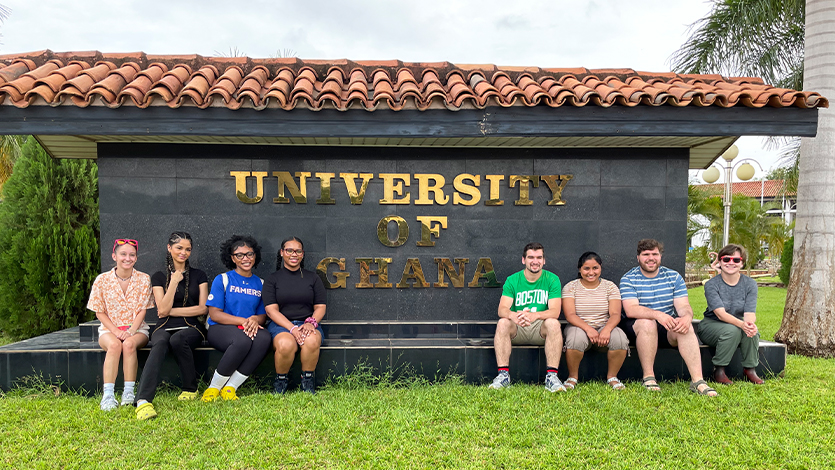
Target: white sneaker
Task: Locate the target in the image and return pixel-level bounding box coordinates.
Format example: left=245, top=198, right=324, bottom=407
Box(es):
left=120, top=391, right=135, bottom=406
left=100, top=394, right=118, bottom=411
left=488, top=371, right=510, bottom=389
left=544, top=372, right=566, bottom=393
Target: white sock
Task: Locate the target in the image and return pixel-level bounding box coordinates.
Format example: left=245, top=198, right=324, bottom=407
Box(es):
left=123, top=381, right=135, bottom=395
left=103, top=383, right=115, bottom=397
left=136, top=399, right=148, bottom=406
left=209, top=371, right=230, bottom=390
left=226, top=371, right=248, bottom=390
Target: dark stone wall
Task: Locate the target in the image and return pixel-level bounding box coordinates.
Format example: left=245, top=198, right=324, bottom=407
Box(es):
left=97, top=144, right=688, bottom=322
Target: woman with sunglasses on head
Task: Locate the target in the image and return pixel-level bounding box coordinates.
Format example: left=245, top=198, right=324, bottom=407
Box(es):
left=697, top=243, right=764, bottom=385
left=561, top=251, right=628, bottom=390
left=87, top=238, right=154, bottom=411
left=202, top=235, right=271, bottom=402
left=134, top=232, right=209, bottom=420
left=263, top=237, right=327, bottom=394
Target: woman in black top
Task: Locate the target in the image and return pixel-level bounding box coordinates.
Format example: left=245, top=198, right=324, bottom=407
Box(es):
left=263, top=237, right=327, bottom=394
left=135, top=232, right=209, bottom=420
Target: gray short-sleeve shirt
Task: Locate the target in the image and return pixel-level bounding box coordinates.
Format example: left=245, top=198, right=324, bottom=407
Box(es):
left=703, top=274, right=758, bottom=321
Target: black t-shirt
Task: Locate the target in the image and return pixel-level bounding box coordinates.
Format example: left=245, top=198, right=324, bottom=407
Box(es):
left=151, top=267, right=209, bottom=329
left=262, top=268, right=327, bottom=321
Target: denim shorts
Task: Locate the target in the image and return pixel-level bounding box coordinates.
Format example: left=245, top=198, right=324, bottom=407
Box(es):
left=267, top=319, right=324, bottom=339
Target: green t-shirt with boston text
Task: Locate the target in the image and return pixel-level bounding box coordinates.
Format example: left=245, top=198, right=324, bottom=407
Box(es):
left=501, top=270, right=562, bottom=313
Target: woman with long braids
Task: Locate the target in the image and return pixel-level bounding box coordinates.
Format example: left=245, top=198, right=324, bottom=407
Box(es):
left=263, top=236, right=327, bottom=394
left=134, top=232, right=209, bottom=420
left=87, top=238, right=154, bottom=411
left=202, top=235, right=270, bottom=402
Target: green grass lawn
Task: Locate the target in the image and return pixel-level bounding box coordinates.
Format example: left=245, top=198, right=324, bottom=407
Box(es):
left=1, top=285, right=833, bottom=469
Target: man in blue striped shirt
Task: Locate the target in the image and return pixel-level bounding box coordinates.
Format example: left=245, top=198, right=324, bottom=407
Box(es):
left=620, top=239, right=717, bottom=396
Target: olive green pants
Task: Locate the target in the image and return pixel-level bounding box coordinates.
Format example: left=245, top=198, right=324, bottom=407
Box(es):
left=697, top=317, right=760, bottom=368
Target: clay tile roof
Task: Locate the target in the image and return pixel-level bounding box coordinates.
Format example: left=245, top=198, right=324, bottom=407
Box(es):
left=0, top=50, right=827, bottom=111
left=696, top=180, right=795, bottom=198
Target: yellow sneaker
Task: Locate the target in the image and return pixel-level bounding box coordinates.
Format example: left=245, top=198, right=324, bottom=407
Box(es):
left=201, top=387, right=220, bottom=402
left=135, top=402, right=157, bottom=420
left=178, top=390, right=199, bottom=401
left=220, top=386, right=239, bottom=401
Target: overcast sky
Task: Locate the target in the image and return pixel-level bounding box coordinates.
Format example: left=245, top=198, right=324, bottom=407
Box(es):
left=0, top=0, right=793, bottom=179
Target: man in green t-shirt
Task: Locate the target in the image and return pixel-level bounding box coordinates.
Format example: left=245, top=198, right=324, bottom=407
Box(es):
left=490, top=242, right=565, bottom=392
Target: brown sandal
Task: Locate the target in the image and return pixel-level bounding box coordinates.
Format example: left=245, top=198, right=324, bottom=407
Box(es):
left=690, top=379, right=718, bottom=397
left=641, top=376, right=661, bottom=392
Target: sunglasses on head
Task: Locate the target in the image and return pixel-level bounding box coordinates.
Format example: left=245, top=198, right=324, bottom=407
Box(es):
left=721, top=256, right=742, bottom=264
left=112, top=238, right=138, bottom=253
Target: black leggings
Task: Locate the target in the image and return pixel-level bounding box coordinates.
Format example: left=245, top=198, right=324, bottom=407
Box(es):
left=136, top=326, right=204, bottom=403
left=207, top=324, right=271, bottom=376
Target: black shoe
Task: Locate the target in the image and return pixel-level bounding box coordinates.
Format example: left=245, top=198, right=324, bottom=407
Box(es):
left=273, top=375, right=289, bottom=395
left=301, top=374, right=315, bottom=394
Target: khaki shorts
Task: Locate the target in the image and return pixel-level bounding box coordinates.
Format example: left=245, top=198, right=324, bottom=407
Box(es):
left=564, top=325, right=628, bottom=351
left=510, top=319, right=546, bottom=346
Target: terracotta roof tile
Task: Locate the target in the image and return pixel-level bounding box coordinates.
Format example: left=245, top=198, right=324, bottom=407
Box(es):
left=697, top=180, right=795, bottom=198
left=0, top=50, right=827, bottom=112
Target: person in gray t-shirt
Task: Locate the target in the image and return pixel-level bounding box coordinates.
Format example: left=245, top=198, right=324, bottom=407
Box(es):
left=697, top=244, right=764, bottom=385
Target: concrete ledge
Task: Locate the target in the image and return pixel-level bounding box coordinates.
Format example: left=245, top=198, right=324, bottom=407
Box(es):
left=1, top=320, right=786, bottom=393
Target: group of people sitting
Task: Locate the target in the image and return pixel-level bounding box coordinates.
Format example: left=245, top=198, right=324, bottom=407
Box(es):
left=490, top=239, right=764, bottom=396
left=87, top=233, right=763, bottom=420
left=87, top=233, right=326, bottom=420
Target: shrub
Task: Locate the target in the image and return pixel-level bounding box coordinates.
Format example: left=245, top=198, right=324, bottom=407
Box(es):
left=779, top=237, right=794, bottom=285
left=0, top=137, right=99, bottom=339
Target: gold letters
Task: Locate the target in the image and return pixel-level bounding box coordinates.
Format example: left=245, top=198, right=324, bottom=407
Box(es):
left=509, top=175, right=539, bottom=206
left=377, top=216, right=410, bottom=247
left=415, top=216, right=447, bottom=247
left=340, top=172, right=373, bottom=205
left=452, top=174, right=481, bottom=205
left=355, top=258, right=393, bottom=288
left=396, top=258, right=430, bottom=288
left=316, top=257, right=350, bottom=288
left=434, top=258, right=469, bottom=288
left=315, top=172, right=336, bottom=204
left=273, top=171, right=310, bottom=204
left=469, top=258, right=500, bottom=287
left=539, top=174, right=573, bottom=205
left=414, top=174, right=449, bottom=205
left=378, top=173, right=411, bottom=204
left=484, top=175, right=505, bottom=206
left=230, top=171, right=268, bottom=204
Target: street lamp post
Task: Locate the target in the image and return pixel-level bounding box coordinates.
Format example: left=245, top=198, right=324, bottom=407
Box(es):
left=701, top=145, right=762, bottom=247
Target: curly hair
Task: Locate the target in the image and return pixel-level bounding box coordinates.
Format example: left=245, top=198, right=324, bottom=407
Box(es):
left=636, top=239, right=664, bottom=255
left=220, top=234, right=262, bottom=271
left=276, top=236, right=306, bottom=277
left=166, top=231, right=192, bottom=307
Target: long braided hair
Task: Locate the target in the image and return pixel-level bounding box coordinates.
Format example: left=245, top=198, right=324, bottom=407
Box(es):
left=276, top=236, right=305, bottom=277
left=166, top=231, right=193, bottom=307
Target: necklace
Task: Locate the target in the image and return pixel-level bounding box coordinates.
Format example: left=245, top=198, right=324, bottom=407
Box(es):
left=114, top=270, right=132, bottom=282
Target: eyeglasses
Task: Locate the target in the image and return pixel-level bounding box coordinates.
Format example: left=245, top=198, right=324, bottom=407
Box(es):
left=113, top=239, right=138, bottom=252
left=721, top=256, right=743, bottom=264
left=232, top=252, right=256, bottom=260
left=283, top=249, right=304, bottom=255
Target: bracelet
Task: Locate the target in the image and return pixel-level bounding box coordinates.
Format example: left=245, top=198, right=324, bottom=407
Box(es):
left=304, top=317, right=319, bottom=328
left=290, top=325, right=299, bottom=333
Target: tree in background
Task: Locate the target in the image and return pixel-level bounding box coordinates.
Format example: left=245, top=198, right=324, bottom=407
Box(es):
left=0, top=138, right=99, bottom=339
left=675, top=0, right=835, bottom=356
left=0, top=135, right=25, bottom=194
left=776, top=1, right=835, bottom=356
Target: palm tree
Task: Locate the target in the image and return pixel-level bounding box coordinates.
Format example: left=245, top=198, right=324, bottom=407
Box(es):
left=671, top=0, right=804, bottom=90
left=776, top=1, right=835, bottom=356
left=674, top=0, right=835, bottom=356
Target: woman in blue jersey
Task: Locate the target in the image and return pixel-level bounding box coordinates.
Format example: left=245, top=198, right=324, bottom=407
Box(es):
left=201, top=235, right=270, bottom=402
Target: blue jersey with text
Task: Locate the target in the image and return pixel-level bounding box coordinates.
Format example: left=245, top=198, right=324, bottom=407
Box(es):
left=206, top=270, right=266, bottom=326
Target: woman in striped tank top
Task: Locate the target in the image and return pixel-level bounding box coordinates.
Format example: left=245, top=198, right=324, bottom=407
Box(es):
left=562, top=252, right=628, bottom=390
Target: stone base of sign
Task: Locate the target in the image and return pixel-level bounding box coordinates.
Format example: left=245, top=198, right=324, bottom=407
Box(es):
left=0, top=320, right=786, bottom=393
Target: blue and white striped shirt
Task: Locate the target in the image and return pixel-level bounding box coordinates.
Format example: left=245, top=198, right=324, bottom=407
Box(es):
left=619, top=266, right=687, bottom=318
